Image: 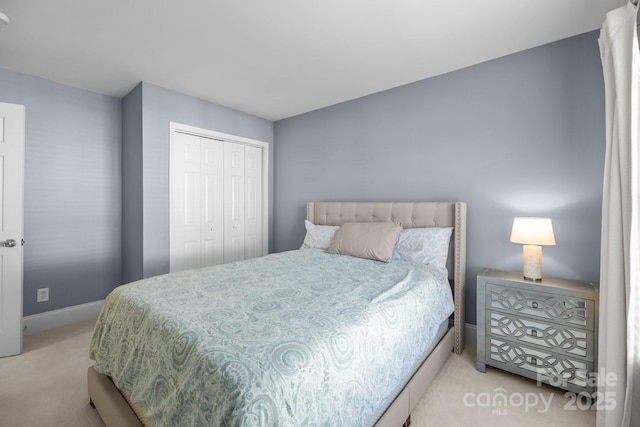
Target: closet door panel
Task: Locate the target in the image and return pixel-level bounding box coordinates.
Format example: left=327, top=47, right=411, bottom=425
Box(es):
left=201, top=139, right=224, bottom=267
left=171, top=132, right=201, bottom=272
left=244, top=145, right=262, bottom=260
left=183, top=241, right=199, bottom=271
left=224, top=142, right=245, bottom=263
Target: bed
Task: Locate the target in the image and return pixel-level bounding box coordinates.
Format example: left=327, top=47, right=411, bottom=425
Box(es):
left=87, top=201, right=467, bottom=427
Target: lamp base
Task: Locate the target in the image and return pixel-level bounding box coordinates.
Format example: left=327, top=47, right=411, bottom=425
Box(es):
left=522, top=244, right=542, bottom=281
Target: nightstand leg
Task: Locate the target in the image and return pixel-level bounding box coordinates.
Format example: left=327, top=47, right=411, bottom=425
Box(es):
left=476, top=361, right=486, bottom=373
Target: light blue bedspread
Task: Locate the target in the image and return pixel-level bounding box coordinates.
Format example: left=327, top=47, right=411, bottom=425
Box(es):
left=90, top=249, right=454, bottom=426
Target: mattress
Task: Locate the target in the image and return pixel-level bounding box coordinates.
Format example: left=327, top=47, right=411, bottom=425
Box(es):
left=90, top=249, right=455, bottom=426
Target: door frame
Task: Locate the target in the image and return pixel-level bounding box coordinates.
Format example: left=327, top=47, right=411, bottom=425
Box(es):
left=169, top=122, right=270, bottom=272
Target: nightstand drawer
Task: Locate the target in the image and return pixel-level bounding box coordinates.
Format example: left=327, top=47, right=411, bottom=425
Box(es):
left=487, top=284, right=595, bottom=330
left=487, top=311, right=594, bottom=361
left=487, top=337, right=594, bottom=393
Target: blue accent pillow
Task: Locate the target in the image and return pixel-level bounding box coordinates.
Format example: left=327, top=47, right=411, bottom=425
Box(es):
left=392, top=227, right=453, bottom=268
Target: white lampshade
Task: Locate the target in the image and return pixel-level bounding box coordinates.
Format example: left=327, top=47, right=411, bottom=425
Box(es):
left=0, top=11, right=10, bottom=26
left=510, top=217, right=555, bottom=281
left=510, top=217, right=556, bottom=246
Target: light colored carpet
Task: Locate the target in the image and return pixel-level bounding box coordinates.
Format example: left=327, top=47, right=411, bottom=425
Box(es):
left=0, top=319, right=594, bottom=427
left=411, top=344, right=595, bottom=427
left=0, top=319, right=104, bottom=427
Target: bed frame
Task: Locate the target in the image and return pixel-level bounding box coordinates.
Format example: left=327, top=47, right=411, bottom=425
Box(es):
left=87, top=201, right=467, bottom=427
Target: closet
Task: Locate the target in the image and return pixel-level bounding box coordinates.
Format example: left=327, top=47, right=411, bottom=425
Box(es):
left=170, top=127, right=267, bottom=272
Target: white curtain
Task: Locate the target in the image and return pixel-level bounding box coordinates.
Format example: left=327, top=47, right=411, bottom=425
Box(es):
left=598, top=1, right=640, bottom=426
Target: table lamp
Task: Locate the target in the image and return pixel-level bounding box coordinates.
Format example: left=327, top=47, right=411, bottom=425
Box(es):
left=510, top=217, right=556, bottom=281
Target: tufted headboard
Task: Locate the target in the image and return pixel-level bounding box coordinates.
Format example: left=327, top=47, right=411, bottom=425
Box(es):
left=307, top=201, right=467, bottom=354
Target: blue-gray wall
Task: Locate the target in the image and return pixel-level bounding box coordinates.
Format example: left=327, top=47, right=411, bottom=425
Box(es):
left=0, top=67, right=122, bottom=316
left=273, top=31, right=605, bottom=324
left=121, top=84, right=144, bottom=283
left=121, top=82, right=274, bottom=282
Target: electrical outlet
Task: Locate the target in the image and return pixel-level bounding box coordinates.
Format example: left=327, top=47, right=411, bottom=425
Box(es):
left=37, top=288, right=49, bottom=303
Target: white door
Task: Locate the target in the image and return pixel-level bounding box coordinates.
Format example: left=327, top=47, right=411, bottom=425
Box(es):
left=200, top=138, right=225, bottom=266
left=170, top=123, right=268, bottom=272
left=223, top=142, right=245, bottom=263
left=0, top=102, right=25, bottom=358
left=171, top=132, right=201, bottom=272
left=170, top=133, right=225, bottom=272
left=244, top=145, right=263, bottom=260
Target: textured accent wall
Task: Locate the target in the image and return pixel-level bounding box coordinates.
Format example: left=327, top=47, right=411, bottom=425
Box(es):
left=0, top=67, right=122, bottom=316
left=273, top=31, right=605, bottom=324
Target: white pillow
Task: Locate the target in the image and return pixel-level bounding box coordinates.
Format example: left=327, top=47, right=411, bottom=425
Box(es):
left=300, top=220, right=339, bottom=249
left=392, top=227, right=453, bottom=268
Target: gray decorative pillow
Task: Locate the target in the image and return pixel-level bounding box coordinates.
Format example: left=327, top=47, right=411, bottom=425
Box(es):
left=300, top=220, right=339, bottom=249
left=392, top=227, right=453, bottom=268
left=326, top=222, right=403, bottom=262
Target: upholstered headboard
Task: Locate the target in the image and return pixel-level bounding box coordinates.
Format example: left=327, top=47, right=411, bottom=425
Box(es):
left=307, top=201, right=467, bottom=354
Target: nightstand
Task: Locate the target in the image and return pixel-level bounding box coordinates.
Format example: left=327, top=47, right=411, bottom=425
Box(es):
left=476, top=268, right=599, bottom=394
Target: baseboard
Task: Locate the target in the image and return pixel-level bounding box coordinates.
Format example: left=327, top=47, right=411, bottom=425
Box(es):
left=465, top=323, right=477, bottom=347
left=23, top=300, right=105, bottom=336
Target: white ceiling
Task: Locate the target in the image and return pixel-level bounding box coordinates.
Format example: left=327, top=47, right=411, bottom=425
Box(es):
left=0, top=0, right=627, bottom=121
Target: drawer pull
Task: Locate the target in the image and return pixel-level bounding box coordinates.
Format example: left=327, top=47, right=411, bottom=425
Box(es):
left=532, top=301, right=539, bottom=309
left=531, top=357, right=538, bottom=365
left=531, top=329, right=538, bottom=337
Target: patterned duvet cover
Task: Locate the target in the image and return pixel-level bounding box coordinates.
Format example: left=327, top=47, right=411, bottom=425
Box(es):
left=90, top=249, right=454, bottom=426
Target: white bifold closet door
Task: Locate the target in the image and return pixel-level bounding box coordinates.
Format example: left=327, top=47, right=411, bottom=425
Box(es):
left=171, top=132, right=263, bottom=272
